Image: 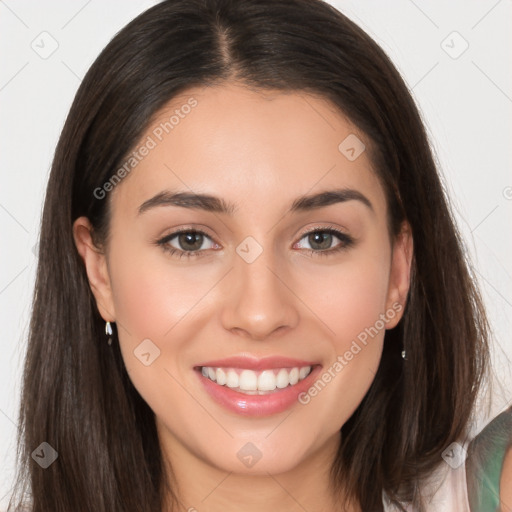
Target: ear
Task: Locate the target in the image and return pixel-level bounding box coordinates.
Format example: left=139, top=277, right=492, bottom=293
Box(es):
left=385, top=221, right=413, bottom=329
left=73, top=216, right=116, bottom=322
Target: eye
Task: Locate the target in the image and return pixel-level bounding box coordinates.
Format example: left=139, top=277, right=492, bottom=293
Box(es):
left=294, top=226, right=354, bottom=255
left=155, top=225, right=354, bottom=259
left=156, top=229, right=218, bottom=258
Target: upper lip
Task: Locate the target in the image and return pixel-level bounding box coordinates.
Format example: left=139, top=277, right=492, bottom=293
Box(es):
left=195, top=355, right=319, bottom=371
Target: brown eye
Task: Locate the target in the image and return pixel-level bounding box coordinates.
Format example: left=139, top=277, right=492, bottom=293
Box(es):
left=307, top=232, right=334, bottom=251
left=295, top=228, right=354, bottom=254
left=156, top=229, right=217, bottom=258
left=174, top=232, right=206, bottom=251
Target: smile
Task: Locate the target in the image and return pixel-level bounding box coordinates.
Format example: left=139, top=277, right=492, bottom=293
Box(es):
left=194, top=356, right=321, bottom=416
left=200, top=366, right=313, bottom=395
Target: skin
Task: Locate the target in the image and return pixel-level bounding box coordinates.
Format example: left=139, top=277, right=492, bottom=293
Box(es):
left=74, top=82, right=413, bottom=512
left=501, top=448, right=512, bottom=511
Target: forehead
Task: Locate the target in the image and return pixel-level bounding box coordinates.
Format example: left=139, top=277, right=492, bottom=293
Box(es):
left=111, top=82, right=386, bottom=218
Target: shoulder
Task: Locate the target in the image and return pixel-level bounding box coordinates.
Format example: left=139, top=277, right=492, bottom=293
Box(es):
left=466, top=406, right=512, bottom=511
left=383, top=407, right=512, bottom=512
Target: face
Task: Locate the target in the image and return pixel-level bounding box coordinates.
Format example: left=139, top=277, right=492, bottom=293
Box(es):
left=74, top=82, right=412, bottom=479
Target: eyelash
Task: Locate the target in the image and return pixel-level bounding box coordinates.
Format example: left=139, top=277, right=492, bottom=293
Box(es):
left=155, top=225, right=354, bottom=259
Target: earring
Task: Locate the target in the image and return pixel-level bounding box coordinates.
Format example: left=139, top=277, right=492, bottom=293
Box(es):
left=401, top=349, right=407, bottom=360
left=105, top=321, right=113, bottom=346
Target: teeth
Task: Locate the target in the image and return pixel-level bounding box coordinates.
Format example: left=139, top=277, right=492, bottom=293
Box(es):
left=276, top=368, right=289, bottom=388
left=299, top=367, right=309, bottom=379
left=226, top=369, right=239, bottom=388
left=200, top=365, right=312, bottom=393
left=216, top=368, right=227, bottom=385
left=258, top=370, right=276, bottom=391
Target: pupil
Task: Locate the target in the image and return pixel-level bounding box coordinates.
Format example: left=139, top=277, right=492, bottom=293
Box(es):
left=179, top=232, right=203, bottom=251
left=310, top=232, right=331, bottom=250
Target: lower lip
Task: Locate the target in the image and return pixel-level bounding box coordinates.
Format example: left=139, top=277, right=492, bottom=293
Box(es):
left=196, top=366, right=322, bottom=417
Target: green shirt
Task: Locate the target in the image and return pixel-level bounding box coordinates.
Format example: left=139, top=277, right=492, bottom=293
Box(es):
left=466, top=407, right=512, bottom=511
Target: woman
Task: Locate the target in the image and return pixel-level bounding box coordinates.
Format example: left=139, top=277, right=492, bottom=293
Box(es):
left=466, top=405, right=512, bottom=511
left=8, top=0, right=492, bottom=510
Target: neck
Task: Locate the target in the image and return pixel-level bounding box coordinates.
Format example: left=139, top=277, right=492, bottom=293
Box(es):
left=158, top=428, right=361, bottom=512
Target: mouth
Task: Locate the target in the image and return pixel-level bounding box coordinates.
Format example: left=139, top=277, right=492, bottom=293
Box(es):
left=194, top=356, right=321, bottom=416
left=198, top=365, right=313, bottom=395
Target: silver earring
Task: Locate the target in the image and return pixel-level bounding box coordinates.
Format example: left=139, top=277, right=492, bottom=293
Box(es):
left=105, top=321, right=113, bottom=346
left=401, top=349, right=407, bottom=360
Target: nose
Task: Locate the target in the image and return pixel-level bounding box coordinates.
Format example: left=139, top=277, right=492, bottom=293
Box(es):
left=220, top=246, right=300, bottom=341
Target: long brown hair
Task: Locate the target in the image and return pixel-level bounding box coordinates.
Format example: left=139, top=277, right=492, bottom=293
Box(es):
left=8, top=1, right=489, bottom=510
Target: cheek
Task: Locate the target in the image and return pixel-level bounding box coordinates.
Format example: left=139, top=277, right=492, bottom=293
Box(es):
left=108, top=243, right=217, bottom=340
left=106, top=247, right=214, bottom=419
left=291, top=247, right=391, bottom=423
left=326, top=271, right=388, bottom=340
left=106, top=238, right=224, bottom=392
left=295, top=247, right=391, bottom=348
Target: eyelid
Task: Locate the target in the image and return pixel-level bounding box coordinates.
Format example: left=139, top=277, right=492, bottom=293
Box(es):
left=295, top=223, right=348, bottom=242
left=156, top=223, right=354, bottom=258
left=293, top=224, right=354, bottom=251
left=154, top=226, right=218, bottom=258
left=158, top=225, right=217, bottom=243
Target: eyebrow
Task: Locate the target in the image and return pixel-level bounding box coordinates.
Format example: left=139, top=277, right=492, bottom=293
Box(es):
left=137, top=188, right=374, bottom=216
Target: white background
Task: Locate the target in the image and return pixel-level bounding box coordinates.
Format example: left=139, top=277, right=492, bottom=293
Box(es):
left=1, top=0, right=511, bottom=507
